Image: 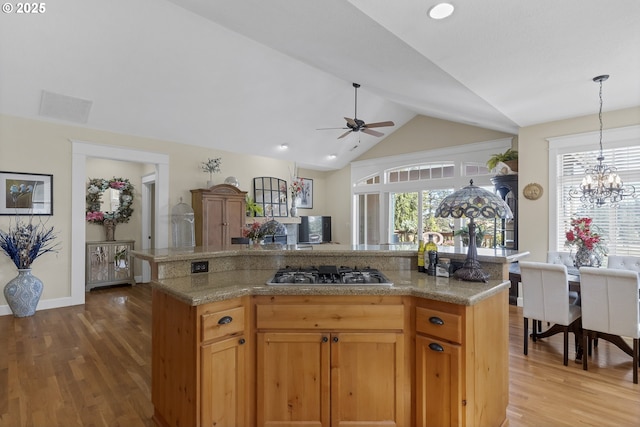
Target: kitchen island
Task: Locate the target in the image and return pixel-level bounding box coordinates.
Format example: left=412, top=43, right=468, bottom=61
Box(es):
left=133, top=246, right=522, bottom=427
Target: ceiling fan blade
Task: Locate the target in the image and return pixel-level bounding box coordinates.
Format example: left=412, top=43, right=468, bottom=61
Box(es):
left=362, top=128, right=384, bottom=137
left=364, top=121, right=395, bottom=128
left=344, top=117, right=357, bottom=127
left=338, top=130, right=353, bottom=139
left=317, top=127, right=349, bottom=130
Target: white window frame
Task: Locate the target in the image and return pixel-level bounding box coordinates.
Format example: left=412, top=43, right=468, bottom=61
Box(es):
left=548, top=125, right=640, bottom=253
left=351, top=138, right=513, bottom=244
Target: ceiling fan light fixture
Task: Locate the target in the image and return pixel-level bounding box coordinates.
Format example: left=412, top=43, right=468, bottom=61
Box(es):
left=428, top=3, right=455, bottom=20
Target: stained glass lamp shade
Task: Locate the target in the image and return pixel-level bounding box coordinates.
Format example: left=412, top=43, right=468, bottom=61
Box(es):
left=435, top=180, right=513, bottom=282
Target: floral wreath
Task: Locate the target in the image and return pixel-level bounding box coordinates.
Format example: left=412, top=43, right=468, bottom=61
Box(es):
left=86, top=177, right=134, bottom=224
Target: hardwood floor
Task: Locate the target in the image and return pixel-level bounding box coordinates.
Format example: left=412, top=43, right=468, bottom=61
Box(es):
left=0, top=284, right=638, bottom=427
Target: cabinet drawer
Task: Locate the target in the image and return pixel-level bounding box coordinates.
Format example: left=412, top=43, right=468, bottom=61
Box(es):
left=201, top=306, right=245, bottom=342
left=416, top=307, right=462, bottom=344
left=256, top=304, right=404, bottom=330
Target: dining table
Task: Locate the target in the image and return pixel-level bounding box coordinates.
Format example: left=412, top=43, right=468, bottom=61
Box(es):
left=510, top=263, right=636, bottom=362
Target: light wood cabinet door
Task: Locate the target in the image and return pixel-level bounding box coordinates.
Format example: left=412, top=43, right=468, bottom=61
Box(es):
left=201, top=335, right=247, bottom=427
left=415, top=335, right=462, bottom=427
left=257, top=332, right=331, bottom=427
left=331, top=332, right=405, bottom=427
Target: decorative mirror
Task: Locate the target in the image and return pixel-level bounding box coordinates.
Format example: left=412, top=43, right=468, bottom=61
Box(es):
left=253, top=177, right=288, bottom=217
left=86, top=177, right=135, bottom=224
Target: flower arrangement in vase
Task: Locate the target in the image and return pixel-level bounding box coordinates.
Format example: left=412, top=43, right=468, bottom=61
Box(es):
left=565, top=217, right=607, bottom=268
left=243, top=220, right=265, bottom=244
left=0, top=216, right=59, bottom=316
left=289, top=177, right=304, bottom=216
left=201, top=157, right=222, bottom=187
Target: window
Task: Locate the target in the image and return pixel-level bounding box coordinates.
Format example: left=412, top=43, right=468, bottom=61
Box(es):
left=351, top=138, right=513, bottom=244
left=549, top=126, right=640, bottom=257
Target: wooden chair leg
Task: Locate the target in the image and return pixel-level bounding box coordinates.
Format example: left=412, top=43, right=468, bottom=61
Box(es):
left=532, top=319, right=538, bottom=342
left=582, top=330, right=589, bottom=371
left=523, top=317, right=528, bottom=355
left=634, top=338, right=638, bottom=384
left=563, top=328, right=569, bottom=366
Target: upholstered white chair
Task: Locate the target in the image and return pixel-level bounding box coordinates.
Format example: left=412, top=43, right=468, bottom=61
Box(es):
left=520, top=261, right=582, bottom=365
left=606, top=255, right=640, bottom=273
left=547, top=252, right=579, bottom=304
left=579, top=267, right=640, bottom=383
left=547, top=251, right=575, bottom=269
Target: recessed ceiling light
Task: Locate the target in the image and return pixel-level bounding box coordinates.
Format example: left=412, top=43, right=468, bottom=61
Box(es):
left=280, top=143, right=289, bottom=149
left=428, top=3, right=454, bottom=20
left=328, top=154, right=337, bottom=159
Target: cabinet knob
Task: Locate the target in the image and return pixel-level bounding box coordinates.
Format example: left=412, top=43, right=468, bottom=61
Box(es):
left=239, top=338, right=246, bottom=345
left=429, top=316, right=444, bottom=326
left=332, top=336, right=339, bottom=343
left=429, top=343, right=444, bottom=352
left=217, top=315, right=233, bottom=325
left=322, top=336, right=329, bottom=343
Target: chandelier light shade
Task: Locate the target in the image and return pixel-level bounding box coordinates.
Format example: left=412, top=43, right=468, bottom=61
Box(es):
left=435, top=180, right=513, bottom=282
left=568, top=75, right=635, bottom=207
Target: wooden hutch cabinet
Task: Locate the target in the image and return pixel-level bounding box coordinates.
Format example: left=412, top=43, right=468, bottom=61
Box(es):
left=191, top=184, right=247, bottom=249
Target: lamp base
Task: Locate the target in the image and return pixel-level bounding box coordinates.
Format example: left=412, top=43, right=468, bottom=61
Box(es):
left=454, top=258, right=490, bottom=283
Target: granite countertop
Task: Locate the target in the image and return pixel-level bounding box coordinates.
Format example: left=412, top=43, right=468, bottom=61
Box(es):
left=132, top=244, right=529, bottom=264
left=150, top=269, right=510, bottom=307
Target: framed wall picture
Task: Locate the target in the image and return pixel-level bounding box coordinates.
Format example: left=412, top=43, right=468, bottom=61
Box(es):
left=297, top=177, right=313, bottom=209
left=0, top=171, right=53, bottom=215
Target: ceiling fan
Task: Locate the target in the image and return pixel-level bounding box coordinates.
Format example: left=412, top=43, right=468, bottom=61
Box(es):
left=318, top=83, right=395, bottom=139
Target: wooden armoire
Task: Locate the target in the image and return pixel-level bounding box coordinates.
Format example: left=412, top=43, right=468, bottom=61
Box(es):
left=191, top=184, right=247, bottom=249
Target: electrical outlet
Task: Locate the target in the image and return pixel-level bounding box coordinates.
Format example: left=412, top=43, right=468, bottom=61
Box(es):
left=191, top=260, right=209, bottom=274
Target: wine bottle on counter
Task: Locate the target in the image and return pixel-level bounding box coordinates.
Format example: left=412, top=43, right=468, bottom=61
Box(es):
left=425, top=234, right=438, bottom=276
left=417, top=240, right=425, bottom=272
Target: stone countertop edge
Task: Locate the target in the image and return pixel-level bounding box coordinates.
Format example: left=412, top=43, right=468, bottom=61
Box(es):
left=131, top=246, right=530, bottom=264
left=150, top=269, right=510, bottom=307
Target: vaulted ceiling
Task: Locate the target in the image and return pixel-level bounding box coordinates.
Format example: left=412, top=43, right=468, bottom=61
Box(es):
left=1, top=0, right=638, bottom=170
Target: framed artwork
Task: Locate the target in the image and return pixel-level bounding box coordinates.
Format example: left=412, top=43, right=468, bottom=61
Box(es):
left=0, top=171, right=53, bottom=215
left=297, top=177, right=313, bottom=209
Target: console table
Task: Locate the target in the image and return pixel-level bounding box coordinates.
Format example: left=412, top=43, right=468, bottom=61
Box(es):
left=86, top=240, right=135, bottom=290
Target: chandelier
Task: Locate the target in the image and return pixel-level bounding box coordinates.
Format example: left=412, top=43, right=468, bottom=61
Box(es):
left=569, top=75, right=635, bottom=207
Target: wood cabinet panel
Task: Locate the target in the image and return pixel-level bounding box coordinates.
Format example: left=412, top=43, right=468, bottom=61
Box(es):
left=201, top=306, right=245, bottom=342
left=256, top=304, right=404, bottom=330
left=415, top=335, right=462, bottom=427
left=416, top=307, right=462, bottom=344
left=257, top=332, right=330, bottom=427
left=201, top=335, right=247, bottom=427
left=331, top=332, right=405, bottom=427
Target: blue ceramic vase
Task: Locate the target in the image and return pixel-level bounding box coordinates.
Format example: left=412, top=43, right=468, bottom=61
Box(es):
left=4, top=269, right=43, bottom=317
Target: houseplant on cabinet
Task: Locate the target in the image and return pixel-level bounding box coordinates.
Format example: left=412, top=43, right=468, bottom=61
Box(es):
left=0, top=216, right=59, bottom=317
left=487, top=148, right=518, bottom=173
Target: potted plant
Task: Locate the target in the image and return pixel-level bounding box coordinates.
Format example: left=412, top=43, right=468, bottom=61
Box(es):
left=201, top=157, right=222, bottom=187
left=0, top=216, right=59, bottom=317
left=246, top=195, right=263, bottom=217
left=486, top=148, right=518, bottom=172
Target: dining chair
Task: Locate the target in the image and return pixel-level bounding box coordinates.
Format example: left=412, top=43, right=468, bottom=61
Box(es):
left=606, top=255, right=640, bottom=273
left=547, top=252, right=579, bottom=303
left=579, top=267, right=640, bottom=383
left=520, top=261, right=582, bottom=366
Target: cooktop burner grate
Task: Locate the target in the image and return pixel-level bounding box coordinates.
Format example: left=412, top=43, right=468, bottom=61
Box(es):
left=267, top=265, right=393, bottom=286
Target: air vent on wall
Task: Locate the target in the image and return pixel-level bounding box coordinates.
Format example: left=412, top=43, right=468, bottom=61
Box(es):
left=39, top=90, right=93, bottom=124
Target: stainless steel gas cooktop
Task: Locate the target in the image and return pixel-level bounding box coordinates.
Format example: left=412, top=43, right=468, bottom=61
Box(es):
left=266, top=265, right=393, bottom=286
